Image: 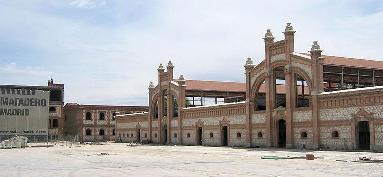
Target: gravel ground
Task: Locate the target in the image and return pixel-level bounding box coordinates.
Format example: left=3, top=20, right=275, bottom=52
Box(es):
left=1, top=143, right=382, bottom=177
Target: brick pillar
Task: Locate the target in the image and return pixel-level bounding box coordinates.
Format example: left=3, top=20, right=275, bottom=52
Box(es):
left=263, top=29, right=274, bottom=147
left=245, top=57, right=254, bottom=147
left=148, top=82, right=155, bottom=141
left=310, top=41, right=323, bottom=149
left=178, top=75, right=186, bottom=144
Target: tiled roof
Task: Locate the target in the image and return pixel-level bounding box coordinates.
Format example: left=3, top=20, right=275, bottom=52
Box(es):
left=185, top=80, right=246, bottom=93
left=185, top=80, right=309, bottom=94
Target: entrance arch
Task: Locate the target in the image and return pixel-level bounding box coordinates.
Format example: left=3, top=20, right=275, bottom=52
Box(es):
left=278, top=119, right=286, bottom=147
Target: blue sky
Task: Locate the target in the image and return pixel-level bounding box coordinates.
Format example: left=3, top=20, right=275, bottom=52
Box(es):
left=1, top=0, right=382, bottom=105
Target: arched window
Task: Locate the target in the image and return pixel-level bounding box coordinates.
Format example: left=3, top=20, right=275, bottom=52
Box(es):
left=332, top=131, right=339, bottom=138
left=99, top=112, right=105, bottom=120
left=174, top=133, right=177, bottom=138
left=123, top=133, right=125, bottom=137
left=257, top=132, right=263, bottom=138
left=187, top=133, right=190, bottom=138
left=209, top=132, right=214, bottom=138
left=85, top=129, right=92, bottom=136
left=99, top=129, right=105, bottom=136
left=112, top=129, right=115, bottom=136
left=144, top=133, right=147, bottom=138
left=154, top=133, right=158, bottom=138
left=301, top=131, right=308, bottom=139
left=237, top=132, right=242, bottom=138
left=86, top=112, right=92, bottom=120
left=131, top=133, right=133, bottom=137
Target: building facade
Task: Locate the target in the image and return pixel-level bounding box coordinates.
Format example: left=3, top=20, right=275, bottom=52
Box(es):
left=116, top=23, right=383, bottom=151
left=0, top=79, right=64, bottom=141
left=64, top=104, right=148, bottom=142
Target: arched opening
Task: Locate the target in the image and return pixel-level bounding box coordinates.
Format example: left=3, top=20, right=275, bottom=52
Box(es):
left=86, top=129, right=92, bottom=136
left=254, top=80, right=266, bottom=111
left=172, top=96, right=178, bottom=117
left=221, top=126, right=228, bottom=146
left=237, top=132, right=242, bottom=138
left=99, top=112, right=105, bottom=120
left=358, top=121, right=370, bottom=150
left=85, top=112, right=92, bottom=120
left=274, top=67, right=286, bottom=108
left=197, top=127, right=202, bottom=145
left=112, top=129, right=115, bottom=136
left=278, top=119, right=286, bottom=147
left=295, top=73, right=310, bottom=107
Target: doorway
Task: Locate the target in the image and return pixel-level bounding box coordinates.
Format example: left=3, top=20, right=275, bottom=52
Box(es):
left=197, top=127, right=202, bottom=145
left=137, top=129, right=141, bottom=143
left=358, top=121, right=370, bottom=150
left=222, top=126, right=228, bottom=146
left=163, top=127, right=168, bottom=144
left=278, top=119, right=286, bottom=147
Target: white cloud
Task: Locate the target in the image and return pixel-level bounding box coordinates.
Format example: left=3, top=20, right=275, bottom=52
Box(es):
left=69, top=0, right=106, bottom=9
left=1, top=0, right=383, bottom=105
left=0, top=62, right=52, bottom=77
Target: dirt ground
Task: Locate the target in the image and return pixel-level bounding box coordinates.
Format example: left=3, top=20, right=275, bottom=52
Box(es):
left=1, top=143, right=382, bottom=177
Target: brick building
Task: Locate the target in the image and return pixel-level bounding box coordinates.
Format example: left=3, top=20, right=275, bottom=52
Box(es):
left=116, top=23, right=383, bottom=151
left=64, top=104, right=148, bottom=142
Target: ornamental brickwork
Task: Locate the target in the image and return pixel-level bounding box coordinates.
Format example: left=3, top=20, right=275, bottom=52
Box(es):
left=116, top=23, right=383, bottom=151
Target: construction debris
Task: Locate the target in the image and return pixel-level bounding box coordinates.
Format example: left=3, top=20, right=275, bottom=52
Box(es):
left=0, top=136, right=28, bottom=149
left=261, top=155, right=306, bottom=160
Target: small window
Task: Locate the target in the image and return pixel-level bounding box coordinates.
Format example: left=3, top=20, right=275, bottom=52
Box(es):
left=174, top=133, right=177, bottom=138
left=187, top=133, right=190, bottom=138
left=332, top=131, right=339, bottom=138
left=119, top=133, right=121, bottom=137
left=237, top=132, right=241, bottom=138
left=99, top=112, right=105, bottom=120
left=131, top=133, right=133, bottom=137
left=86, top=129, right=92, bottom=136
left=112, top=129, right=115, bottom=136
left=49, top=106, right=56, bottom=113
left=123, top=133, right=125, bottom=137
left=52, top=119, right=58, bottom=128
left=86, top=112, right=92, bottom=120
left=145, top=133, right=147, bottom=138
left=112, top=112, right=116, bottom=120
left=301, top=131, right=307, bottom=139
left=209, top=132, right=214, bottom=138
left=99, top=129, right=105, bottom=136
left=154, top=133, right=158, bottom=138
left=257, top=132, right=263, bottom=138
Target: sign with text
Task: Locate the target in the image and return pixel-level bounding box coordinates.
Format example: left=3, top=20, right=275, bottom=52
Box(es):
left=0, top=87, right=49, bottom=136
